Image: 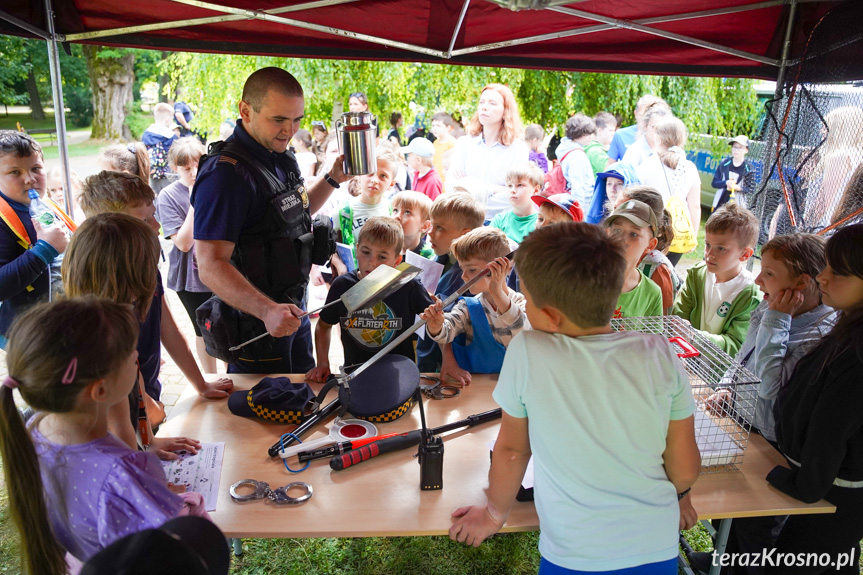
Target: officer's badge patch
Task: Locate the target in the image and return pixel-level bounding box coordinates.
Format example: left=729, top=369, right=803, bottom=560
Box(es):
left=299, top=185, right=309, bottom=208
left=218, top=156, right=238, bottom=166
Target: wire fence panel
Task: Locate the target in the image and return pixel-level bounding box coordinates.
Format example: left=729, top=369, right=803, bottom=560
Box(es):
left=748, top=2, right=863, bottom=243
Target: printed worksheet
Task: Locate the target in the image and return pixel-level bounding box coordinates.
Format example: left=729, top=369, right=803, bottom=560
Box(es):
left=160, top=442, right=225, bottom=512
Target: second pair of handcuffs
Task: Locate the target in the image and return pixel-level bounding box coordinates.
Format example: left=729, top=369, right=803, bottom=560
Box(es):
left=229, top=479, right=313, bottom=505
left=419, top=375, right=461, bottom=400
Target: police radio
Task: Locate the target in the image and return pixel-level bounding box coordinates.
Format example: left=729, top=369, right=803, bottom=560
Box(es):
left=416, top=389, right=444, bottom=490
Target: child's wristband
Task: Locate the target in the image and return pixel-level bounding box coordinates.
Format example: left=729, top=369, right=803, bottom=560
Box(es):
left=677, top=487, right=691, bottom=501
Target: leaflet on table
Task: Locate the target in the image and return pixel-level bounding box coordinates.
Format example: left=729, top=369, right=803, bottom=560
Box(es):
left=160, top=442, right=225, bottom=512
left=405, top=250, right=445, bottom=340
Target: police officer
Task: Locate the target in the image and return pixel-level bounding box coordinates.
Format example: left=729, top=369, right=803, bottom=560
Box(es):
left=192, top=67, right=348, bottom=374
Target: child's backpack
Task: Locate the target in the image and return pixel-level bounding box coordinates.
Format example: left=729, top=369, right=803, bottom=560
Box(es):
left=147, top=142, right=170, bottom=180
left=543, top=149, right=582, bottom=197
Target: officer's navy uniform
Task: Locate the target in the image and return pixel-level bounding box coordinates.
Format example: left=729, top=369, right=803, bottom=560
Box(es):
left=192, top=120, right=315, bottom=374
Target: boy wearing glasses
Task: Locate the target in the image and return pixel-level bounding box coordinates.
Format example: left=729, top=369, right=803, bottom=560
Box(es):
left=711, top=135, right=754, bottom=211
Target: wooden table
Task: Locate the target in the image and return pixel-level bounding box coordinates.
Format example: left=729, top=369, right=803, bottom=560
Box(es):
left=159, top=373, right=833, bottom=567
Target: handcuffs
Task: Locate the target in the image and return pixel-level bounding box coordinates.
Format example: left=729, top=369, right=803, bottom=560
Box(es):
left=229, top=479, right=313, bottom=505
left=419, top=375, right=461, bottom=400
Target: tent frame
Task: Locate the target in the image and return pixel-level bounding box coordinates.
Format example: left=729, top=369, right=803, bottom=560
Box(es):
left=0, top=0, right=811, bottom=196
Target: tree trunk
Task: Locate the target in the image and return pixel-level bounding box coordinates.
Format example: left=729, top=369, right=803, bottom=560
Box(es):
left=158, top=51, right=170, bottom=103
left=25, top=69, right=45, bottom=121
left=84, top=46, right=135, bottom=141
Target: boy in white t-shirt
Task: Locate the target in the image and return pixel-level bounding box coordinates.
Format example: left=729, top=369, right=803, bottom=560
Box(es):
left=334, top=147, right=397, bottom=267
left=449, top=222, right=700, bottom=574
left=673, top=204, right=762, bottom=356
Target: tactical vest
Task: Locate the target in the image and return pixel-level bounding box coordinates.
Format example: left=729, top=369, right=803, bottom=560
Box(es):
left=201, top=140, right=315, bottom=304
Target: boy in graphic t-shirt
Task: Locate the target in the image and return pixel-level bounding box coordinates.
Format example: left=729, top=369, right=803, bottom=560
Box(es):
left=306, top=217, right=433, bottom=381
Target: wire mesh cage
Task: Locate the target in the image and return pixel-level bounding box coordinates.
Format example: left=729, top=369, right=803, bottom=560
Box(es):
left=610, top=316, right=759, bottom=473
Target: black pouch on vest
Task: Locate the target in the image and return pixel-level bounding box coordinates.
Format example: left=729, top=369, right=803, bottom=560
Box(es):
left=196, top=296, right=279, bottom=364
left=311, top=214, right=337, bottom=265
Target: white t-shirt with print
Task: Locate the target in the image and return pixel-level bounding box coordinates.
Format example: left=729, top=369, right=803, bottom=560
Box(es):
left=702, top=267, right=754, bottom=334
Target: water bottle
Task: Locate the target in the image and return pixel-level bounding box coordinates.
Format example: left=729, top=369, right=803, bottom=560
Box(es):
left=27, top=189, right=64, bottom=300
left=28, top=189, right=57, bottom=228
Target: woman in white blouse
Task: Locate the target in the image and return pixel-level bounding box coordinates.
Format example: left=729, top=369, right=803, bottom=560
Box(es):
left=637, top=116, right=702, bottom=267
left=445, top=83, right=529, bottom=221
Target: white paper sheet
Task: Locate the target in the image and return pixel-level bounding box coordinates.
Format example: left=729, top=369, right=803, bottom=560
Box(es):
left=405, top=250, right=445, bottom=340
left=405, top=250, right=444, bottom=294
left=160, top=442, right=225, bottom=512
left=694, top=409, right=743, bottom=466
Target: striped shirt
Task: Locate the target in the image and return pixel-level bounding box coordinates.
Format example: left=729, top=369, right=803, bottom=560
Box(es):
left=430, top=290, right=528, bottom=347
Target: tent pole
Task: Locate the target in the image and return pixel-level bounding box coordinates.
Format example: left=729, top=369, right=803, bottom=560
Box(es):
left=774, top=1, right=799, bottom=98
left=446, top=0, right=471, bottom=58
left=454, top=0, right=788, bottom=57
left=43, top=0, right=74, bottom=219
left=550, top=5, right=779, bottom=66
left=0, top=8, right=50, bottom=39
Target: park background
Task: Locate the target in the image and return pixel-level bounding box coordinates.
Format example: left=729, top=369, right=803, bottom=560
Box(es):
left=0, top=37, right=831, bottom=574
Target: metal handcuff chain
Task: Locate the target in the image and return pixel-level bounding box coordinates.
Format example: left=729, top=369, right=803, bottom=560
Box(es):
left=230, top=479, right=313, bottom=505
left=419, top=375, right=461, bottom=400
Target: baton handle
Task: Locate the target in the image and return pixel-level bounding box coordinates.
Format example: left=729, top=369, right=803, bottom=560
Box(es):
left=329, top=431, right=422, bottom=471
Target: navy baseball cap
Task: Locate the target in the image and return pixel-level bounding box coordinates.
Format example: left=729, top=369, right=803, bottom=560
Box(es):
left=228, top=377, right=315, bottom=424
left=531, top=193, right=584, bottom=222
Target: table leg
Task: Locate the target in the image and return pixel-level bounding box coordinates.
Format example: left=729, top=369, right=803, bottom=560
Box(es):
left=230, top=537, right=243, bottom=557
left=708, top=518, right=732, bottom=575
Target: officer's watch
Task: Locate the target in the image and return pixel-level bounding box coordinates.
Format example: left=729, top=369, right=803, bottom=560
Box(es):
left=323, top=173, right=339, bottom=188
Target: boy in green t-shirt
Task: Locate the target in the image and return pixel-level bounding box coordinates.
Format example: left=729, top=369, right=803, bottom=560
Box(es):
left=489, top=162, right=542, bottom=244
left=584, top=111, right=617, bottom=177
left=604, top=199, right=663, bottom=318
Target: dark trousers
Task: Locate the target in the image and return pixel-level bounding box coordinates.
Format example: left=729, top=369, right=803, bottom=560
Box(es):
left=765, top=485, right=863, bottom=574
left=227, top=314, right=314, bottom=375
left=667, top=251, right=684, bottom=267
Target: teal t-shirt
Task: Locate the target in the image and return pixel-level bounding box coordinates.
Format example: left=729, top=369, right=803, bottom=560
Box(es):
left=490, top=210, right=537, bottom=244
left=494, top=330, right=695, bottom=571
left=614, top=271, right=663, bottom=318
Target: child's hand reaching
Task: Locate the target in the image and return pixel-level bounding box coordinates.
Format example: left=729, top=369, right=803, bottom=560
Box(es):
left=150, top=436, right=202, bottom=461
left=768, top=288, right=804, bottom=316
left=306, top=364, right=332, bottom=383
left=449, top=504, right=505, bottom=547
left=420, top=296, right=445, bottom=337
left=486, top=257, right=513, bottom=313
left=704, top=389, right=732, bottom=416
left=198, top=377, right=234, bottom=399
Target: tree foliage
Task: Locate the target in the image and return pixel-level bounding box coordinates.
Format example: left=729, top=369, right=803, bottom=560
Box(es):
left=168, top=53, right=761, bottom=152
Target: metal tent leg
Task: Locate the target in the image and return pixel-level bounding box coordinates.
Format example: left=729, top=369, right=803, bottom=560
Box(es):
left=43, top=0, right=75, bottom=220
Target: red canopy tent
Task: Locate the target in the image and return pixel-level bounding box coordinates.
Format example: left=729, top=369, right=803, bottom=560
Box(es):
left=0, top=0, right=855, bottom=210
left=0, top=0, right=851, bottom=79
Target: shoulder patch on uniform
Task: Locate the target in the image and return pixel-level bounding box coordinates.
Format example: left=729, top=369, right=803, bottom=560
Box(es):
left=218, top=155, right=238, bottom=165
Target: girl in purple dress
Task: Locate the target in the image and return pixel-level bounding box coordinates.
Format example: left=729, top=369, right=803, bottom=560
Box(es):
left=0, top=298, right=208, bottom=573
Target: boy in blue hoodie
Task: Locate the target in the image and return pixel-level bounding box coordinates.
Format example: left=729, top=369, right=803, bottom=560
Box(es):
left=585, top=161, right=639, bottom=224
left=143, top=102, right=180, bottom=194
left=0, top=131, right=68, bottom=348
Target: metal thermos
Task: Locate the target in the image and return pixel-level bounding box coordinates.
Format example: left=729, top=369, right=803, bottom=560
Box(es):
left=336, top=111, right=377, bottom=176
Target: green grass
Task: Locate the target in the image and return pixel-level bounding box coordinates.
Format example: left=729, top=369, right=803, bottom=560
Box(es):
left=0, top=112, right=61, bottom=133
left=39, top=142, right=103, bottom=160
